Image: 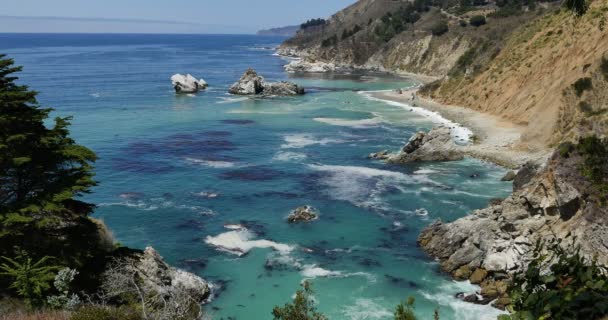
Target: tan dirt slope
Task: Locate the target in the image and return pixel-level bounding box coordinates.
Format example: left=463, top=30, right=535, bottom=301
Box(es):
left=429, top=1, right=608, bottom=149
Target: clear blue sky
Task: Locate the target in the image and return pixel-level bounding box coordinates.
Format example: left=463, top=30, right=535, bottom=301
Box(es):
left=0, top=0, right=356, bottom=34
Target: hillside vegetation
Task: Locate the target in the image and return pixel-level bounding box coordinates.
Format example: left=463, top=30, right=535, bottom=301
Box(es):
left=427, top=0, right=608, bottom=148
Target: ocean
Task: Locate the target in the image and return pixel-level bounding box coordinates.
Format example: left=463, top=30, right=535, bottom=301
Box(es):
left=0, top=33, right=510, bottom=320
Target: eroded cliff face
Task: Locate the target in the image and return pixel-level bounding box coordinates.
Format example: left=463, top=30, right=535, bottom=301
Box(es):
left=429, top=1, right=608, bottom=149
left=418, top=148, right=608, bottom=307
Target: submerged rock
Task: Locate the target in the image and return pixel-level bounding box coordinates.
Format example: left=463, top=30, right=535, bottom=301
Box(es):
left=287, top=206, right=318, bottom=223
left=388, top=127, right=464, bottom=164
left=229, top=68, right=305, bottom=96
left=171, top=74, right=208, bottom=94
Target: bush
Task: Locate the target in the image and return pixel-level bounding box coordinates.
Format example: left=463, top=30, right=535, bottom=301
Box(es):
left=504, top=238, right=608, bottom=320
left=70, top=306, right=143, bottom=320
left=430, top=20, right=449, bottom=36
left=459, top=20, right=468, bottom=27
left=469, top=15, right=486, bottom=27
left=601, top=56, right=608, bottom=81
left=272, top=281, right=326, bottom=320
left=321, top=35, right=338, bottom=47
left=0, top=253, right=60, bottom=308
left=564, top=0, right=588, bottom=16
left=572, top=77, right=593, bottom=96
left=394, top=297, right=417, bottom=320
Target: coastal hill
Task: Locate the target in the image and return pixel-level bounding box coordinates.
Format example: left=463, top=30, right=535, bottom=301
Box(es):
left=257, top=25, right=300, bottom=36
left=280, top=0, right=608, bottom=150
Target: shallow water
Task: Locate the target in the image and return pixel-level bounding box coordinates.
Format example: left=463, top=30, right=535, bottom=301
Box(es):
left=1, top=33, right=511, bottom=320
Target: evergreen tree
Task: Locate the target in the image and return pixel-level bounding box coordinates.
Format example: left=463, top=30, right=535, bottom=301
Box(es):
left=0, top=54, right=97, bottom=258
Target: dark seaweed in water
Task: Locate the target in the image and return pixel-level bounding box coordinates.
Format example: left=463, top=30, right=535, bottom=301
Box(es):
left=114, top=130, right=238, bottom=173
left=221, top=119, right=256, bottom=125
left=175, top=219, right=205, bottom=231
left=384, top=274, right=419, bottom=289
left=220, top=166, right=283, bottom=181
left=177, top=258, right=207, bottom=272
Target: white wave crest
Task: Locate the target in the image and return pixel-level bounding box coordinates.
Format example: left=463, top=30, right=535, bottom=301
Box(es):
left=273, top=151, right=307, bottom=162
left=342, top=298, right=393, bottom=320
left=184, top=157, right=235, bottom=168
left=205, top=227, right=293, bottom=257
left=281, top=134, right=344, bottom=149
left=422, top=281, right=507, bottom=320
left=313, top=117, right=382, bottom=128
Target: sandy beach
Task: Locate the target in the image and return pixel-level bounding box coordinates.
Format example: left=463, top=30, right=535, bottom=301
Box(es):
left=371, top=89, right=550, bottom=169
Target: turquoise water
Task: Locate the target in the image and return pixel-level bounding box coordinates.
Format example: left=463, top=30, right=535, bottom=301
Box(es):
left=1, top=34, right=511, bottom=320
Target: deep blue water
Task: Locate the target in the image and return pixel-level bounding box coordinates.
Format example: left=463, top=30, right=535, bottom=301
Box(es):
left=1, top=33, right=510, bottom=320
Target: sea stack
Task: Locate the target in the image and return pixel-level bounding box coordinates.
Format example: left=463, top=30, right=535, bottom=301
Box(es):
left=171, top=74, right=208, bottom=94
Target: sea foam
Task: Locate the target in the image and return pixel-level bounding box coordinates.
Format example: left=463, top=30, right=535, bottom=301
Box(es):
left=281, top=134, right=344, bottom=149
left=422, top=281, right=507, bottom=320
left=205, top=226, right=293, bottom=257
left=313, top=116, right=382, bottom=128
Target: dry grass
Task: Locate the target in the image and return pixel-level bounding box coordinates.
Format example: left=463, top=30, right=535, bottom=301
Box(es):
left=0, top=311, right=70, bottom=320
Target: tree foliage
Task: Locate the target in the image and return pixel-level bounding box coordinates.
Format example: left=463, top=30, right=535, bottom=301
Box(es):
left=469, top=15, right=487, bottom=27
left=272, top=281, right=327, bottom=320
left=503, top=238, right=608, bottom=320
left=394, top=296, right=417, bottom=320
left=0, top=54, right=97, bottom=265
left=301, top=19, right=327, bottom=30
left=0, top=251, right=60, bottom=308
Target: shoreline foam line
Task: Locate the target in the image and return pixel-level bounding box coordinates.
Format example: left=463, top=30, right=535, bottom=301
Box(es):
left=359, top=90, right=473, bottom=144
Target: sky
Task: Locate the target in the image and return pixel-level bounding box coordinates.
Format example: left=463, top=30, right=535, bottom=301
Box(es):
left=0, top=0, right=356, bottom=34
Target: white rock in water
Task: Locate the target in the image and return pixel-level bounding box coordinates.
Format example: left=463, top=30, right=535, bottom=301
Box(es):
left=171, top=73, right=208, bottom=94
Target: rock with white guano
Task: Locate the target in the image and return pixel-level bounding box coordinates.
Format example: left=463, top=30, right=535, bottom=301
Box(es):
left=171, top=74, right=208, bottom=94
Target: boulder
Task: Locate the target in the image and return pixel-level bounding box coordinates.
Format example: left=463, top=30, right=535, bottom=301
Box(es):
left=263, top=81, right=305, bottom=96
left=171, top=74, right=208, bottom=94
left=388, top=127, right=464, bottom=164
left=469, top=268, right=488, bottom=284
left=287, top=206, right=318, bottom=223
left=368, top=150, right=391, bottom=160
left=229, top=68, right=265, bottom=95
left=501, top=171, right=517, bottom=182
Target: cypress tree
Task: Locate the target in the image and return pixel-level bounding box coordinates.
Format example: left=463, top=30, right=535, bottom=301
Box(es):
left=0, top=54, right=97, bottom=258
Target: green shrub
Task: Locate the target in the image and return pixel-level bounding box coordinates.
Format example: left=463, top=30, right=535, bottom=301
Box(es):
left=272, top=281, right=326, bottom=320
left=601, top=56, right=608, bottom=81
left=321, top=35, right=338, bottom=47
left=572, top=77, right=593, bottom=96
left=459, top=20, right=468, bottom=27
left=0, top=252, right=60, bottom=308
left=301, top=19, right=326, bottom=29
left=394, top=297, right=417, bottom=320
left=469, top=15, right=487, bottom=27
left=505, top=238, right=608, bottom=320
left=564, top=0, right=588, bottom=16
left=430, top=20, right=449, bottom=36
left=70, top=305, right=143, bottom=320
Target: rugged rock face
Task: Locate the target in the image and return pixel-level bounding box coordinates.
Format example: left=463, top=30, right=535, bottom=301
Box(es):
left=171, top=74, right=208, bottom=94
left=284, top=60, right=339, bottom=73
left=229, top=68, right=305, bottom=96
left=229, top=68, right=265, bottom=95
left=134, top=247, right=210, bottom=302
left=418, top=149, right=608, bottom=308
left=387, top=127, right=464, bottom=163
left=287, top=206, right=318, bottom=223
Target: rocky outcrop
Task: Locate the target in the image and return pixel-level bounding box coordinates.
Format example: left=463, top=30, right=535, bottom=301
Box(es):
left=418, top=149, right=608, bottom=308
left=229, top=68, right=265, bottom=95
left=387, top=127, right=464, bottom=164
left=229, top=68, right=305, bottom=96
left=264, top=81, right=305, bottom=96
left=171, top=74, right=208, bottom=94
left=133, top=247, right=210, bottom=302
left=287, top=206, right=318, bottom=223
left=284, top=60, right=338, bottom=73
